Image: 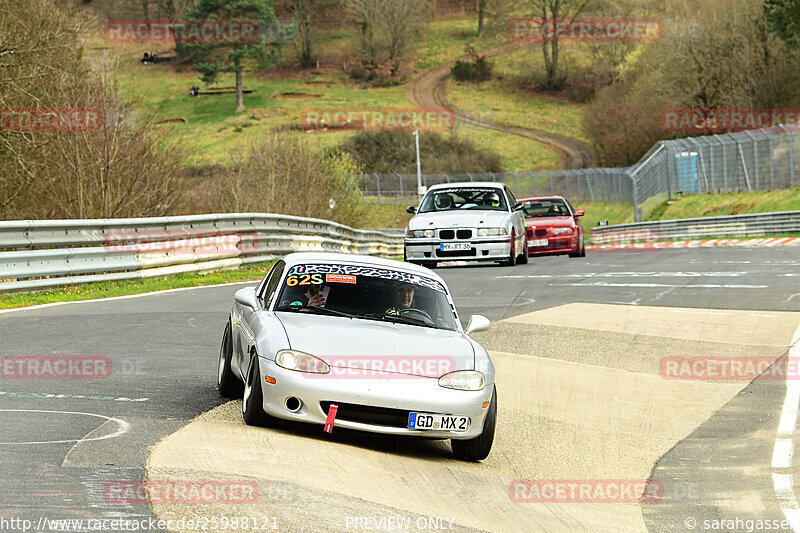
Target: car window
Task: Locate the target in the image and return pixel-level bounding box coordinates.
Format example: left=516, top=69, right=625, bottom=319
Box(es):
left=522, top=199, right=571, bottom=218
left=418, top=187, right=507, bottom=213
left=274, top=264, right=459, bottom=331
left=260, top=260, right=285, bottom=307
left=504, top=186, right=517, bottom=207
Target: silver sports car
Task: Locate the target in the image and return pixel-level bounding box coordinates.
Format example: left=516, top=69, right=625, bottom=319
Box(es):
left=217, top=252, right=497, bottom=461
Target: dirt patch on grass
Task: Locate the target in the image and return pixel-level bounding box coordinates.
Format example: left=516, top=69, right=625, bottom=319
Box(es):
left=273, top=92, right=321, bottom=100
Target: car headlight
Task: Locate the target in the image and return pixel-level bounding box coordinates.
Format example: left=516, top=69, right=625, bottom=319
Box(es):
left=275, top=350, right=330, bottom=373
left=476, top=227, right=507, bottom=237
left=438, top=370, right=486, bottom=391
left=551, top=227, right=573, bottom=235
left=408, top=229, right=435, bottom=238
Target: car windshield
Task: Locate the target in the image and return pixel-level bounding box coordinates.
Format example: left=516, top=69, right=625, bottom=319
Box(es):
left=522, top=199, right=571, bottom=218
left=274, top=264, right=459, bottom=331
left=418, top=187, right=507, bottom=213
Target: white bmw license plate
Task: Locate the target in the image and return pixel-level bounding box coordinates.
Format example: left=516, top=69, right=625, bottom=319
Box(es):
left=440, top=243, right=471, bottom=252
left=408, top=412, right=470, bottom=432
left=528, top=239, right=548, bottom=246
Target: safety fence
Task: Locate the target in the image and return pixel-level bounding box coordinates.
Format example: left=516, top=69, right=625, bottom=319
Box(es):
left=357, top=126, right=800, bottom=222
left=0, top=214, right=404, bottom=292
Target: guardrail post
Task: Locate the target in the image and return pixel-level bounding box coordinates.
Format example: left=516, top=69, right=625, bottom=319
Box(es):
left=375, top=173, right=382, bottom=203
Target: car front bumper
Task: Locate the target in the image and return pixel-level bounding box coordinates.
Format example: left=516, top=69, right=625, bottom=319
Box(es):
left=404, top=238, right=511, bottom=262
left=257, top=357, right=494, bottom=440
left=527, top=234, right=578, bottom=254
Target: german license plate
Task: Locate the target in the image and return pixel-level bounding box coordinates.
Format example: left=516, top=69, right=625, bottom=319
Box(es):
left=440, top=243, right=471, bottom=252
left=408, top=412, right=470, bottom=432
left=528, top=239, right=548, bottom=246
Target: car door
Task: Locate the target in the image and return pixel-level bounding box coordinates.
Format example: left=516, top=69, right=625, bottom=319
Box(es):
left=233, top=260, right=284, bottom=377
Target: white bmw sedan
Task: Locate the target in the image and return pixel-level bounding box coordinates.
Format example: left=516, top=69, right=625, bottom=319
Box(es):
left=404, top=182, right=528, bottom=267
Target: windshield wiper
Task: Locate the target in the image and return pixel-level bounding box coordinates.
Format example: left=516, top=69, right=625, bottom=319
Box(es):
left=360, top=313, right=437, bottom=329
left=275, top=305, right=356, bottom=319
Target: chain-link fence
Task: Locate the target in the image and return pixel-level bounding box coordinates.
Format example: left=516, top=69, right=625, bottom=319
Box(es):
left=355, top=126, right=800, bottom=222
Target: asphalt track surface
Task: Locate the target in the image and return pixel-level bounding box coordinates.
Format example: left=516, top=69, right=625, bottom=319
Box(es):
left=0, top=247, right=799, bottom=532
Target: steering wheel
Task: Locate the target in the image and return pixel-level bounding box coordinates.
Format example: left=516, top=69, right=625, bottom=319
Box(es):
left=400, top=308, right=434, bottom=324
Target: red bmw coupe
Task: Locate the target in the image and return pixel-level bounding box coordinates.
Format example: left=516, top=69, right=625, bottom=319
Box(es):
left=520, top=196, right=586, bottom=257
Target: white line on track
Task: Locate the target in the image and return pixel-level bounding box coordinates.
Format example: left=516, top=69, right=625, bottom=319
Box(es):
left=773, top=321, right=800, bottom=531
left=570, top=282, right=768, bottom=289
left=0, top=281, right=257, bottom=315
left=0, top=409, right=129, bottom=445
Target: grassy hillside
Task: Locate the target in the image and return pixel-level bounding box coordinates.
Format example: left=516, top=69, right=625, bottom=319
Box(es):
left=86, top=14, right=578, bottom=171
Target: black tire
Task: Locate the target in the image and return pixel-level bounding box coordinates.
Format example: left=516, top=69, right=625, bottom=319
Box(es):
left=517, top=237, right=529, bottom=265
left=217, top=320, right=243, bottom=398
left=501, top=232, right=517, bottom=267
left=579, top=236, right=586, bottom=257
left=242, top=353, right=278, bottom=427
left=451, top=387, right=497, bottom=461
left=569, top=235, right=586, bottom=258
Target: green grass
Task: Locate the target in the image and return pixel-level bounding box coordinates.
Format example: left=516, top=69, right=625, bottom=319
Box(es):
left=454, top=123, right=560, bottom=171
left=0, top=261, right=277, bottom=310
left=446, top=76, right=588, bottom=144
left=413, top=17, right=506, bottom=71
left=652, top=188, right=800, bottom=220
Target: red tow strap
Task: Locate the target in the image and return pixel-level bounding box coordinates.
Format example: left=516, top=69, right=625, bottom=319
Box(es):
left=324, top=404, right=338, bottom=433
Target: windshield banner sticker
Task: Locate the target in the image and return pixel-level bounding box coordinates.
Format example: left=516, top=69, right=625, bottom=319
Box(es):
left=288, top=264, right=445, bottom=293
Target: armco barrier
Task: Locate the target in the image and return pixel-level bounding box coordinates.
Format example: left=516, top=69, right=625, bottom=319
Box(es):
left=0, top=214, right=404, bottom=292
left=591, top=210, right=800, bottom=245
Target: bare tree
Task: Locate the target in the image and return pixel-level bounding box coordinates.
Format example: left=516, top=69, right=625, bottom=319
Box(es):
left=524, top=0, right=593, bottom=90
left=345, top=0, right=421, bottom=77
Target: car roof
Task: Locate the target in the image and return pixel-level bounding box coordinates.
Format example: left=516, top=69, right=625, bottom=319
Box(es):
left=427, top=182, right=505, bottom=191
left=518, top=195, right=567, bottom=202
left=281, top=252, right=449, bottom=286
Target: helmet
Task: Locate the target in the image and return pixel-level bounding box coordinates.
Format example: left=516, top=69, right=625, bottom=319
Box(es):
left=485, top=192, right=500, bottom=207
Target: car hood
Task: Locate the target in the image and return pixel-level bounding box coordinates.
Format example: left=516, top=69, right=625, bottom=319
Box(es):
left=276, top=312, right=474, bottom=376
left=525, top=216, right=575, bottom=228
left=409, top=210, right=509, bottom=230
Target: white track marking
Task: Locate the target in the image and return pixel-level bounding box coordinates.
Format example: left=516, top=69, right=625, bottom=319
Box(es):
left=0, top=391, right=148, bottom=402
left=773, top=322, right=800, bottom=531
left=0, top=281, right=257, bottom=315
left=570, top=282, right=768, bottom=289
left=0, top=409, right=129, bottom=445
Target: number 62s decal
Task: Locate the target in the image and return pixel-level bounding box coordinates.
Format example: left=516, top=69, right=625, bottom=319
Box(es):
left=286, top=273, right=324, bottom=286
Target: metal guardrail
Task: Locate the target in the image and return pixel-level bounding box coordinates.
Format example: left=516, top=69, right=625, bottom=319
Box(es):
left=591, top=210, right=800, bottom=244
left=0, top=214, right=404, bottom=292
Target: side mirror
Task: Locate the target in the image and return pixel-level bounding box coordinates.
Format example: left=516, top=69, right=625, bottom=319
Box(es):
left=234, top=287, right=258, bottom=309
left=574, top=209, right=585, bottom=217
left=465, top=315, right=491, bottom=335
left=406, top=206, right=417, bottom=214
left=513, top=202, right=524, bottom=211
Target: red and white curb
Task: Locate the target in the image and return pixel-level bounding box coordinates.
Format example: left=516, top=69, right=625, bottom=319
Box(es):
left=590, top=237, right=800, bottom=250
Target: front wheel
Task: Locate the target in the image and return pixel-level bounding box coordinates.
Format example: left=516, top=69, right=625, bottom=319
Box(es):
left=501, top=231, right=517, bottom=267
left=217, top=320, right=243, bottom=398
left=451, top=387, right=497, bottom=461
left=517, top=237, right=529, bottom=265
left=242, top=354, right=278, bottom=428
